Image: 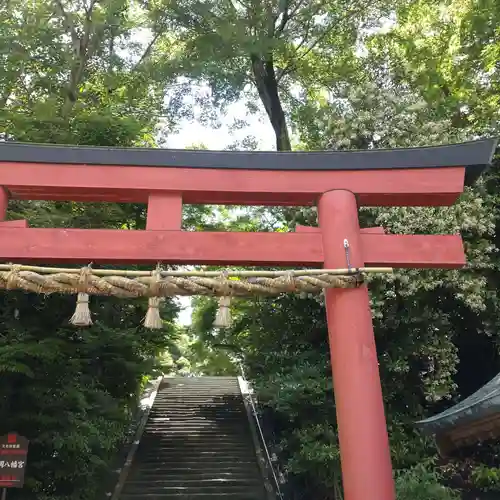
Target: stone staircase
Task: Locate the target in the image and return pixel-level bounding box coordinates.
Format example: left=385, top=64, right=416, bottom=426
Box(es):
left=118, top=376, right=269, bottom=499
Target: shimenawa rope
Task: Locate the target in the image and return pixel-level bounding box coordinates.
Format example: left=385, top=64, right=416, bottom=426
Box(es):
left=0, top=264, right=392, bottom=329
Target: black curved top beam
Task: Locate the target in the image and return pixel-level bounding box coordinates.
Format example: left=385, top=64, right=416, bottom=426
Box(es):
left=0, top=138, right=497, bottom=185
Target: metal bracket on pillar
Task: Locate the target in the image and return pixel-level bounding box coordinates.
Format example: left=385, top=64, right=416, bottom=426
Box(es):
left=343, top=239, right=351, bottom=270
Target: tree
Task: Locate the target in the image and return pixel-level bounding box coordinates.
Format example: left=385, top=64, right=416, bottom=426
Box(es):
left=367, top=0, right=499, bottom=135
left=0, top=0, right=178, bottom=143
left=0, top=2, right=185, bottom=498
left=142, top=0, right=388, bottom=150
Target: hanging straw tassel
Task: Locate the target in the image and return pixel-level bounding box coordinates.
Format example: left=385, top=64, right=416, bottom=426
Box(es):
left=144, top=297, right=163, bottom=329
left=213, top=271, right=232, bottom=328
left=214, top=296, right=232, bottom=328
left=144, top=268, right=163, bottom=329
left=70, top=266, right=93, bottom=326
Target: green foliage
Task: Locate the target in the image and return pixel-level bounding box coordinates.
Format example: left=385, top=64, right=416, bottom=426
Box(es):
left=368, top=0, right=499, bottom=134
left=0, top=0, right=171, bottom=143
left=395, top=465, right=460, bottom=500
left=470, top=464, right=500, bottom=491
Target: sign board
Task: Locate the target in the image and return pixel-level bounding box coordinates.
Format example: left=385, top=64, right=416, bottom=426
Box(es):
left=0, top=433, right=29, bottom=488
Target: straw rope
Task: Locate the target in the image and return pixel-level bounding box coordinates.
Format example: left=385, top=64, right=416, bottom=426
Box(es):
left=0, top=265, right=393, bottom=298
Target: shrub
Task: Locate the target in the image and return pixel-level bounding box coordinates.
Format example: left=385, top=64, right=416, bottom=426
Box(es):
left=395, top=464, right=460, bottom=500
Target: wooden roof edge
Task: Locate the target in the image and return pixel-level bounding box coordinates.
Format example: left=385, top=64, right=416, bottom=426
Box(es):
left=0, top=138, right=497, bottom=186
left=416, top=372, right=500, bottom=435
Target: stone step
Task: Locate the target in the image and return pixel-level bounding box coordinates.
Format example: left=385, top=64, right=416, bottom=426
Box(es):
left=146, top=419, right=245, bottom=425
left=156, top=390, right=241, bottom=394
left=144, top=424, right=244, bottom=430
left=137, top=439, right=252, bottom=446
left=149, top=412, right=245, bottom=417
left=148, top=410, right=245, bottom=416
left=137, top=454, right=258, bottom=462
left=129, top=470, right=256, bottom=480
left=151, top=406, right=243, bottom=410
left=149, top=406, right=244, bottom=410
left=153, top=398, right=243, bottom=402
left=141, top=428, right=249, bottom=434
left=158, top=386, right=241, bottom=392
left=140, top=434, right=250, bottom=441
left=142, top=429, right=249, bottom=434
left=124, top=478, right=262, bottom=488
left=130, top=460, right=253, bottom=477
left=133, top=464, right=259, bottom=472
left=136, top=458, right=259, bottom=467
left=155, top=392, right=242, bottom=396
left=138, top=441, right=254, bottom=448
left=144, top=425, right=245, bottom=430
left=155, top=394, right=241, bottom=398
left=122, top=485, right=265, bottom=494
left=155, top=397, right=241, bottom=400
left=120, top=492, right=264, bottom=499
left=139, top=436, right=252, bottom=443
left=142, top=423, right=247, bottom=429
left=150, top=407, right=244, bottom=412
left=139, top=436, right=250, bottom=444
left=138, top=447, right=256, bottom=455
left=146, top=413, right=244, bottom=417
left=137, top=442, right=252, bottom=450
left=150, top=403, right=244, bottom=408
left=138, top=442, right=253, bottom=449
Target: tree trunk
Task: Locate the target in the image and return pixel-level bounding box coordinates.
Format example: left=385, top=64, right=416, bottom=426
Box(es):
left=251, top=54, right=291, bottom=151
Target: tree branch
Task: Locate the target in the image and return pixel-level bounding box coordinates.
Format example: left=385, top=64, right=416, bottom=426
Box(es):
left=85, top=0, right=99, bottom=16
left=277, top=0, right=372, bottom=82
left=53, top=0, right=79, bottom=47
left=250, top=52, right=291, bottom=150
left=276, top=0, right=307, bottom=33
left=276, top=0, right=290, bottom=33
left=60, top=0, right=104, bottom=117
left=131, top=30, right=163, bottom=72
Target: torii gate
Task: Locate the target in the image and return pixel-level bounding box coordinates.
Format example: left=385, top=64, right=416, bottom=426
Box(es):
left=0, top=139, right=497, bottom=500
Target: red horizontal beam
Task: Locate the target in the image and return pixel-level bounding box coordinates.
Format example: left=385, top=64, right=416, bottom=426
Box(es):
left=361, top=233, right=465, bottom=268
left=0, top=228, right=465, bottom=268
left=0, top=162, right=465, bottom=207
left=296, top=225, right=384, bottom=234
left=0, top=219, right=28, bottom=228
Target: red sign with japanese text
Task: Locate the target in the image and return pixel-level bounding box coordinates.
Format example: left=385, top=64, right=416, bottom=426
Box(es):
left=0, top=433, right=29, bottom=488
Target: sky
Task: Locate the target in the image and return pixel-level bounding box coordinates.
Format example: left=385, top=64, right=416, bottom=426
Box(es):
left=165, top=97, right=275, bottom=151
left=164, top=97, right=275, bottom=325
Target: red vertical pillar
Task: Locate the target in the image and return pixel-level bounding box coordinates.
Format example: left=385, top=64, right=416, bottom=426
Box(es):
left=0, top=187, right=8, bottom=221
left=318, top=189, right=395, bottom=500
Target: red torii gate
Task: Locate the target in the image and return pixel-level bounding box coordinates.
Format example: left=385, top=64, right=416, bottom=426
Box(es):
left=0, top=139, right=497, bottom=500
